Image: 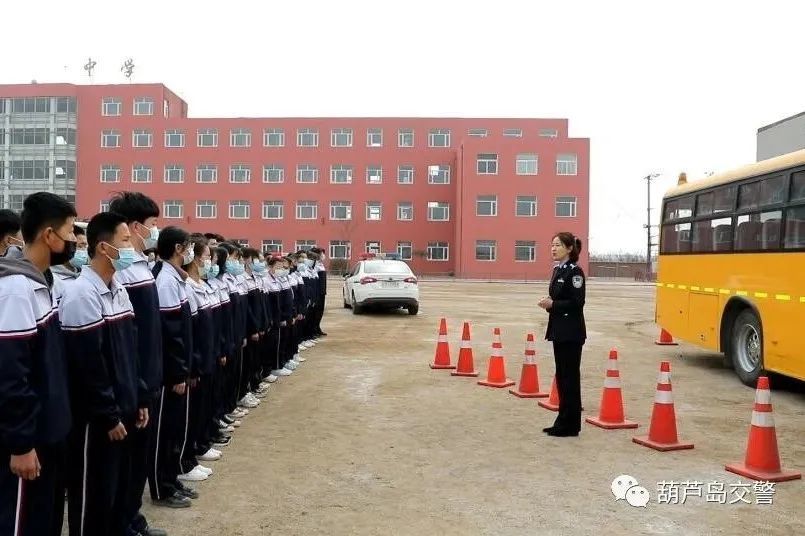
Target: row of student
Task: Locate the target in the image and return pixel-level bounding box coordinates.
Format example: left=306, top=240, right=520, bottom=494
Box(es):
left=0, top=192, right=329, bottom=536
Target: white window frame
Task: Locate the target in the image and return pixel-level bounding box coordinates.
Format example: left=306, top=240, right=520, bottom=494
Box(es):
left=132, top=129, right=153, bottom=148
left=229, top=201, right=251, bottom=220
left=262, top=240, right=283, bottom=254
left=133, top=97, right=154, bottom=116
left=427, top=202, right=450, bottom=221
left=102, top=98, right=121, bottom=116
left=516, top=195, right=538, bottom=217
left=100, top=165, right=121, bottom=183
left=397, top=165, right=414, bottom=184
left=397, top=241, right=413, bottom=261
left=398, top=128, right=414, bottom=147
left=427, top=242, right=449, bottom=261
left=229, top=164, right=251, bottom=184
left=329, top=241, right=351, bottom=260
left=165, top=129, right=185, bottom=148
left=296, top=164, right=319, bottom=184
left=330, top=165, right=353, bottom=184
left=428, top=165, right=450, bottom=184
left=428, top=128, right=451, bottom=147
left=515, top=240, right=536, bottom=262
left=164, top=164, right=184, bottom=184
left=365, top=241, right=382, bottom=254
left=329, top=201, right=352, bottom=221
left=263, top=128, right=285, bottom=147
left=196, top=164, right=218, bottom=183
left=503, top=128, right=523, bottom=138
left=476, top=153, right=498, bottom=175
left=475, top=240, right=497, bottom=261
left=539, top=128, right=559, bottom=138
left=132, top=165, right=152, bottom=184
left=296, top=201, right=318, bottom=220
left=468, top=128, right=488, bottom=138
left=296, top=240, right=317, bottom=252
left=230, top=128, right=252, bottom=148
left=101, top=130, right=120, bottom=148
left=163, top=200, right=183, bottom=219
left=366, top=202, right=382, bottom=221
left=330, top=128, right=353, bottom=147
left=556, top=153, right=578, bottom=176
left=556, top=196, right=578, bottom=217
left=196, top=201, right=217, bottom=219
left=262, top=201, right=284, bottom=220
left=296, top=128, right=319, bottom=147
left=197, top=128, right=218, bottom=147
left=366, top=166, right=383, bottom=184
left=100, top=200, right=111, bottom=212
left=516, top=153, right=538, bottom=175
left=366, top=128, right=383, bottom=147
left=397, top=202, right=413, bottom=221
left=476, top=195, right=498, bottom=217
left=262, top=164, right=284, bottom=183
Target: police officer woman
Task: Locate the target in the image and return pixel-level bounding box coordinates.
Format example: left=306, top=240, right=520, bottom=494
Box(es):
left=538, top=232, right=586, bottom=438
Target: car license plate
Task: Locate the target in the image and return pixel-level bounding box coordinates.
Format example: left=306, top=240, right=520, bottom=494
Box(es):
left=381, top=281, right=400, bottom=288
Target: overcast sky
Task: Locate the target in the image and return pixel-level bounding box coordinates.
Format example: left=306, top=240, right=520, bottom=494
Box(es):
left=4, top=0, right=803, bottom=254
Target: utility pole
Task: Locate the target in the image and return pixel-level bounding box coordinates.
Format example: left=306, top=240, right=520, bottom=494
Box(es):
left=643, top=173, right=660, bottom=276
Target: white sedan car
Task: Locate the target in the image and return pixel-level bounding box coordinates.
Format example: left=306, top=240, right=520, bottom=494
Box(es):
left=342, top=259, right=419, bottom=315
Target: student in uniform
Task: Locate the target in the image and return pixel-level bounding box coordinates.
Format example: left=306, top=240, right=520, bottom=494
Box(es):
left=60, top=211, right=144, bottom=536
left=309, top=247, right=328, bottom=337
left=152, top=226, right=196, bottom=508
left=51, top=223, right=89, bottom=301
left=0, top=209, right=24, bottom=260
left=538, top=232, right=587, bottom=438
left=258, top=252, right=279, bottom=385
left=0, top=192, right=76, bottom=536
left=219, top=243, right=251, bottom=423
left=267, top=256, right=293, bottom=378
left=108, top=192, right=168, bottom=536
left=277, top=256, right=297, bottom=374
left=239, top=248, right=267, bottom=404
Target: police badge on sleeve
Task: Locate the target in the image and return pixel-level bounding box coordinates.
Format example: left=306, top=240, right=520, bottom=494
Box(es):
left=572, top=275, right=584, bottom=288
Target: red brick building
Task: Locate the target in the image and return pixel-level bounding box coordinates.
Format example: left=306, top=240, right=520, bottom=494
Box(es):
left=0, top=83, right=589, bottom=278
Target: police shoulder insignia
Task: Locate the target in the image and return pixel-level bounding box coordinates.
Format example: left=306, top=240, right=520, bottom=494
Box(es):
left=572, top=275, right=584, bottom=288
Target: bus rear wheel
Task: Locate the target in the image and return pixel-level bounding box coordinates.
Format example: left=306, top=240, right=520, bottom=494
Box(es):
left=730, top=310, right=763, bottom=387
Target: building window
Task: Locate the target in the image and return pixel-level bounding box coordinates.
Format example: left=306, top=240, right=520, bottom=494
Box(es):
left=262, top=240, right=283, bottom=254
left=397, top=165, right=414, bottom=184
left=428, top=128, right=451, bottom=147
left=476, top=195, right=498, bottom=216
left=231, top=239, right=250, bottom=247
left=366, top=241, right=382, bottom=254
left=10, top=128, right=50, bottom=145
left=133, top=97, right=154, bottom=116
left=197, top=128, right=218, bottom=147
left=9, top=160, right=49, bottom=181
left=331, top=128, right=353, bottom=147
left=229, top=201, right=250, bottom=219
left=330, top=164, right=353, bottom=184
left=428, top=165, right=450, bottom=184
left=477, top=153, right=498, bottom=175
left=296, top=240, right=317, bottom=252
left=556, top=153, right=578, bottom=175
left=100, top=164, right=121, bottom=183
left=196, top=201, right=217, bottom=219
left=468, top=128, right=488, bottom=138
left=296, top=164, right=319, bottom=183
left=296, top=201, right=318, bottom=220
left=516, top=195, right=537, bottom=216
left=230, top=128, right=251, bottom=147
left=329, top=241, right=351, bottom=260
left=366, top=166, right=383, bottom=184
left=102, top=98, right=121, bottom=116
left=556, top=196, right=578, bottom=217
left=196, top=164, right=218, bottom=183
left=99, top=199, right=110, bottom=213
left=515, top=240, right=536, bottom=262
left=503, top=128, right=523, bottom=138
left=164, top=165, right=184, bottom=183
left=398, top=128, right=414, bottom=147
left=10, top=195, right=25, bottom=212
left=55, top=128, right=76, bottom=146
left=132, top=165, right=152, bottom=183
left=328, top=201, right=351, bottom=221
left=229, top=164, right=251, bottom=183
left=475, top=240, right=497, bottom=261
left=516, top=153, right=538, bottom=175
left=54, top=161, right=76, bottom=181
left=163, top=100, right=169, bottom=117
left=297, top=128, right=319, bottom=147
left=132, top=129, right=153, bottom=148
left=397, top=241, right=413, bottom=260
left=101, top=130, right=121, bottom=148
left=165, top=129, right=185, bottom=148
left=428, top=202, right=450, bottom=221
left=262, top=201, right=284, bottom=219
left=56, top=97, right=77, bottom=113
left=539, top=128, right=558, bottom=138
left=427, top=242, right=449, bottom=261
left=397, top=202, right=413, bottom=221
left=163, top=200, right=183, bottom=219
left=263, top=128, right=285, bottom=147
left=263, top=164, right=284, bottom=183
left=11, top=97, right=50, bottom=113
left=367, top=128, right=383, bottom=147
left=366, top=202, right=382, bottom=221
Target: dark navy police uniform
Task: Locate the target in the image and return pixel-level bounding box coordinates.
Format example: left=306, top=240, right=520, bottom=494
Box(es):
left=544, top=262, right=586, bottom=435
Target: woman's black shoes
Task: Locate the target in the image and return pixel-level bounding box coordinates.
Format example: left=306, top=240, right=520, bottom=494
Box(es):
left=546, top=428, right=579, bottom=437
left=542, top=426, right=555, bottom=434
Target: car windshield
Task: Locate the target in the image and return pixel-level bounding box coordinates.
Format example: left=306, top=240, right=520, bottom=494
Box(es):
left=363, top=260, right=411, bottom=274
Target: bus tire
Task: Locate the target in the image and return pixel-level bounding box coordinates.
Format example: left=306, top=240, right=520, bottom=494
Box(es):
left=730, top=310, right=763, bottom=387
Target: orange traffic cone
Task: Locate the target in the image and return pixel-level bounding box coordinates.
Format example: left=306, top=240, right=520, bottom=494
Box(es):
left=477, top=328, right=515, bottom=388
left=430, top=318, right=455, bottom=370
left=509, top=334, right=549, bottom=398
left=725, top=377, right=801, bottom=482
left=585, top=349, right=638, bottom=430
left=633, top=361, right=693, bottom=451
left=538, top=376, right=560, bottom=411
left=451, top=322, right=479, bottom=377
left=655, top=328, right=678, bottom=346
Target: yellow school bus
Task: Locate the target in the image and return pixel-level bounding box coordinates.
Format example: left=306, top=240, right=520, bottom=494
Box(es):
left=656, top=150, right=805, bottom=385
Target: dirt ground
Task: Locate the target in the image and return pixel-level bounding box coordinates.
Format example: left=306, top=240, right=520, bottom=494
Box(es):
left=134, top=279, right=804, bottom=536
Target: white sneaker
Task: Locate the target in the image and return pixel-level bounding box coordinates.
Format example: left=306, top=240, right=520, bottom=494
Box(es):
left=265, top=374, right=279, bottom=383
left=246, top=393, right=261, bottom=405
left=303, top=341, right=315, bottom=348
left=277, top=368, right=293, bottom=376
left=297, top=355, right=307, bottom=363
left=286, top=361, right=298, bottom=370
left=238, top=397, right=258, bottom=409
left=232, top=420, right=242, bottom=428
left=198, top=448, right=222, bottom=462
left=253, top=391, right=268, bottom=399
left=298, top=345, right=307, bottom=352
left=236, top=408, right=249, bottom=416
left=177, top=467, right=208, bottom=482
left=220, top=424, right=235, bottom=433
left=195, top=464, right=213, bottom=476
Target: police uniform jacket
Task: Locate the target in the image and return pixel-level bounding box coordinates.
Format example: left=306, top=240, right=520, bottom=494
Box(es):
left=545, top=262, right=587, bottom=343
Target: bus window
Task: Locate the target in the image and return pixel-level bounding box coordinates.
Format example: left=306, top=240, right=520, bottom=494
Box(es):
left=735, top=211, right=782, bottom=251
left=713, top=185, right=736, bottom=213
left=664, top=197, right=694, bottom=221
left=692, top=217, right=732, bottom=252
left=696, top=192, right=714, bottom=216
left=760, top=175, right=786, bottom=205
left=661, top=223, right=691, bottom=253
left=792, top=172, right=805, bottom=202
left=783, top=206, right=805, bottom=248
left=738, top=182, right=760, bottom=210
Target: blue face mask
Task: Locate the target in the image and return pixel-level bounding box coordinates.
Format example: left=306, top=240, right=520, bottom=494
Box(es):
left=142, top=225, right=160, bottom=250
left=209, top=264, right=220, bottom=278
left=108, top=245, right=137, bottom=271
left=199, top=259, right=212, bottom=279
left=69, top=249, right=89, bottom=268
left=226, top=260, right=244, bottom=276
left=252, top=261, right=266, bottom=273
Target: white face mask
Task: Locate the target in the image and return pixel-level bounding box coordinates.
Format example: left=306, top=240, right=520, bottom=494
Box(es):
left=182, top=247, right=195, bottom=266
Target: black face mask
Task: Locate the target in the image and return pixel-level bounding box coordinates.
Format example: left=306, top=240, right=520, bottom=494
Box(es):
left=50, top=234, right=77, bottom=267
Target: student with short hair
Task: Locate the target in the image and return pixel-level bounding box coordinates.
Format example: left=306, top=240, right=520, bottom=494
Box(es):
left=0, top=209, right=24, bottom=260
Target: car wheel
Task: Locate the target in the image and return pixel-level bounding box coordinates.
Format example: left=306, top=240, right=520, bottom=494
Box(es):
left=407, top=303, right=419, bottom=316
left=730, top=309, right=763, bottom=386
